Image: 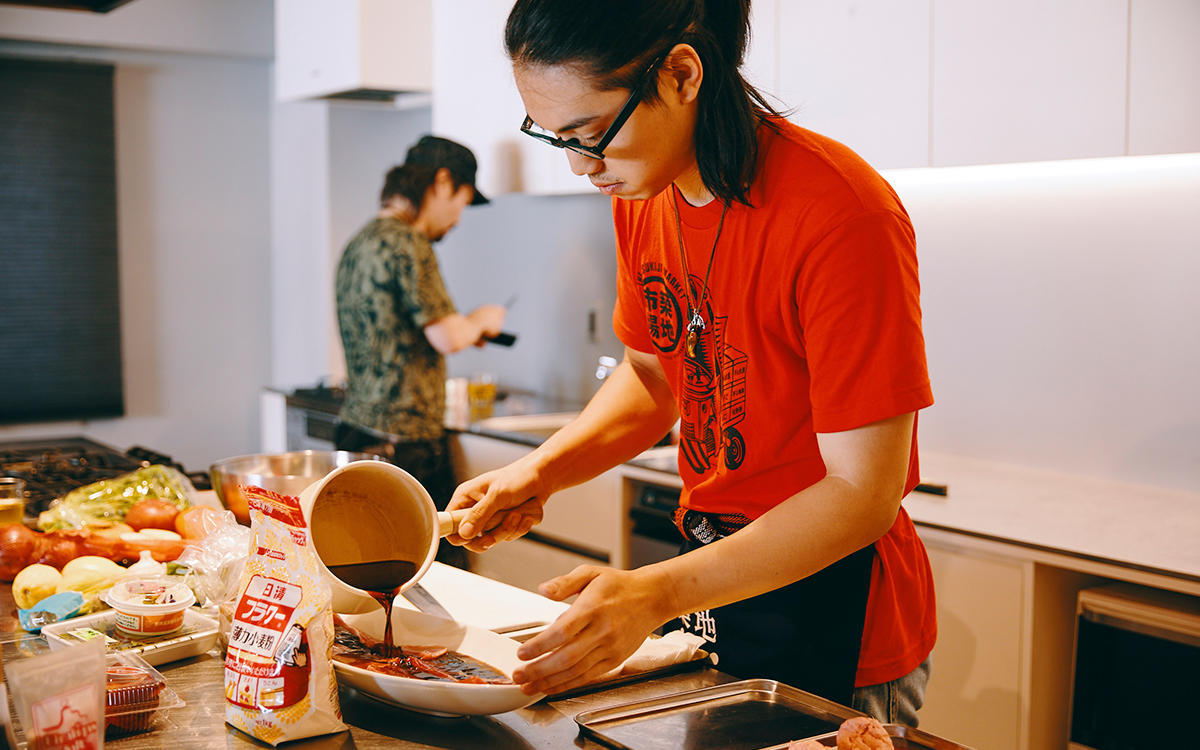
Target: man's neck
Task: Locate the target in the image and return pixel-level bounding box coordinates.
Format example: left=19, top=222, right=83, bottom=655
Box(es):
left=673, top=166, right=715, bottom=207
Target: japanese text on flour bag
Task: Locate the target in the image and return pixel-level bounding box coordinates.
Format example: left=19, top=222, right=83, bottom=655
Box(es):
left=224, top=486, right=346, bottom=745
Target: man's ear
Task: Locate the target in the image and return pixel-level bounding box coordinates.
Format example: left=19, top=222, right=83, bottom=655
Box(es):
left=433, top=166, right=456, bottom=196
left=666, top=43, right=703, bottom=105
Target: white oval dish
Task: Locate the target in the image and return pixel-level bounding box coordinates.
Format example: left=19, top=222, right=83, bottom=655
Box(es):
left=334, top=606, right=543, bottom=717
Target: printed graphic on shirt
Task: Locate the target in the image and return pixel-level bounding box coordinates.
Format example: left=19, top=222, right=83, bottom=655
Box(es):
left=639, top=264, right=750, bottom=475
left=679, top=610, right=718, bottom=644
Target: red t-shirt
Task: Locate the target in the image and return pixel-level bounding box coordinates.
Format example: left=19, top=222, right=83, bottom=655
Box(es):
left=612, top=119, right=936, bottom=687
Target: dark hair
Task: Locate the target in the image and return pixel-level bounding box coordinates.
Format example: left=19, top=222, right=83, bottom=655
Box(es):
left=380, top=134, right=489, bottom=209
left=505, top=0, right=781, bottom=205
left=379, top=163, right=439, bottom=209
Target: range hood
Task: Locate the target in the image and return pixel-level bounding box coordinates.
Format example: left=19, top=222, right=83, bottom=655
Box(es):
left=0, top=0, right=137, bottom=11
left=274, top=0, right=431, bottom=104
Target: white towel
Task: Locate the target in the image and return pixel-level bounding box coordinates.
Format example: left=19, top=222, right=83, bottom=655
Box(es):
left=615, top=631, right=709, bottom=676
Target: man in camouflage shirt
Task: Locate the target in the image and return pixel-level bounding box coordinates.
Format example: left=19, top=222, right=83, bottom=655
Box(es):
left=335, top=136, right=506, bottom=568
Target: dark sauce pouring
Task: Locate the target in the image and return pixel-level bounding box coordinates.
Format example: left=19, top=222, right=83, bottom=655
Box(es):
left=326, top=559, right=418, bottom=658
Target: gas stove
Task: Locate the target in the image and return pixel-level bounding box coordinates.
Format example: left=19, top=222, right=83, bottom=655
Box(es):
left=0, top=436, right=212, bottom=516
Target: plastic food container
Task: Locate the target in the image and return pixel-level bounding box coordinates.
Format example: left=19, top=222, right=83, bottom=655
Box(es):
left=102, top=577, right=196, bottom=638
left=104, top=651, right=185, bottom=738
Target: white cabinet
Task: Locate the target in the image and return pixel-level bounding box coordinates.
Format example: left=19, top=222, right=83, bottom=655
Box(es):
left=918, top=531, right=1031, bottom=750
left=930, top=0, right=1128, bottom=166
left=773, top=0, right=932, bottom=169
left=275, top=0, right=431, bottom=102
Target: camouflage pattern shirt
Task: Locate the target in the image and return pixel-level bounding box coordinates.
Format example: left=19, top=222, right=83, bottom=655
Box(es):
left=335, top=217, right=456, bottom=441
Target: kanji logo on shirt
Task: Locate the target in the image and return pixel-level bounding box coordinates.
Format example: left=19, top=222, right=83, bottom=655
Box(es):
left=641, top=272, right=684, bottom=353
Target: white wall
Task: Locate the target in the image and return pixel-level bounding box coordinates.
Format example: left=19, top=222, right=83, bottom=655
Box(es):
left=436, top=191, right=621, bottom=404
left=0, top=39, right=272, bottom=471
left=887, top=154, right=1200, bottom=492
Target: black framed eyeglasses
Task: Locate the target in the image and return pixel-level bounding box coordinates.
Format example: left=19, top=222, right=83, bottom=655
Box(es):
left=519, top=49, right=670, bottom=161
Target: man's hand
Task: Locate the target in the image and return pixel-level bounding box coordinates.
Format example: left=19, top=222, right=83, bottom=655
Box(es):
left=511, top=565, right=675, bottom=695
left=445, top=460, right=547, bottom=552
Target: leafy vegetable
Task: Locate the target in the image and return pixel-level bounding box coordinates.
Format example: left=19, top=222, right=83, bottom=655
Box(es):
left=36, top=465, right=194, bottom=531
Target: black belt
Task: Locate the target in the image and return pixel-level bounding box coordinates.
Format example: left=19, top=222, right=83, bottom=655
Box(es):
left=673, top=507, right=753, bottom=542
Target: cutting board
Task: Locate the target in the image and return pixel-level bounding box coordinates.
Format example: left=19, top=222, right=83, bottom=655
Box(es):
left=395, top=562, right=569, bottom=634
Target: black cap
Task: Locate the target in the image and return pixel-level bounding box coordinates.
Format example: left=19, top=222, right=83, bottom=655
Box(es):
left=403, top=135, right=488, bottom=205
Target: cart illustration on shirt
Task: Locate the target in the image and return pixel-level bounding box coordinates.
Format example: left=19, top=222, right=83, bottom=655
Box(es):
left=679, top=308, right=748, bottom=474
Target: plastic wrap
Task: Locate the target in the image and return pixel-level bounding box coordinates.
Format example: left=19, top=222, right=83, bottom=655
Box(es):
left=37, top=464, right=196, bottom=531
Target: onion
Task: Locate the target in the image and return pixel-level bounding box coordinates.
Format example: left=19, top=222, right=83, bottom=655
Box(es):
left=0, top=524, right=39, bottom=581
left=38, top=533, right=83, bottom=569
left=124, top=498, right=180, bottom=531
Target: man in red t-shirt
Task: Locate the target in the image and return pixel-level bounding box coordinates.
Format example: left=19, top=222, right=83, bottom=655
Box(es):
left=449, top=0, right=936, bottom=724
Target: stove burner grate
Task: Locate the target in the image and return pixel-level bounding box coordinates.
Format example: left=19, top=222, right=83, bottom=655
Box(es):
left=0, top=437, right=211, bottom=517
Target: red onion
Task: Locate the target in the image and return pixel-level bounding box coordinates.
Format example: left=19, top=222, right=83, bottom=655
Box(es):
left=0, top=523, right=39, bottom=581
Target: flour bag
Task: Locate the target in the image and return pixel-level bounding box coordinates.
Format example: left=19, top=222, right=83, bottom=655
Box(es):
left=224, top=486, right=346, bottom=745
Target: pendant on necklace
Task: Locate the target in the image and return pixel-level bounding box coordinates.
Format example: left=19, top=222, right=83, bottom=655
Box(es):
left=685, top=311, right=705, bottom=358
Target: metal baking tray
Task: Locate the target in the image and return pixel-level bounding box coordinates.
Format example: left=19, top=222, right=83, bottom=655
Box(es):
left=575, top=678, right=861, bottom=750
left=42, top=608, right=219, bottom=666
left=758, top=722, right=976, bottom=750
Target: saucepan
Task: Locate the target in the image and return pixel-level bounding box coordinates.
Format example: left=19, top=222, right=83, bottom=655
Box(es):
left=299, top=462, right=544, bottom=717
left=297, top=461, right=472, bottom=614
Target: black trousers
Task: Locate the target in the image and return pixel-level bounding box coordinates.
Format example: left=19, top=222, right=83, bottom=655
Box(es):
left=333, top=422, right=468, bottom=570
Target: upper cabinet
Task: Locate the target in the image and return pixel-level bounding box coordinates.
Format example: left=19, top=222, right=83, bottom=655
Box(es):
left=772, top=0, right=931, bottom=169
left=275, top=0, right=431, bottom=102
left=929, top=0, right=1128, bottom=166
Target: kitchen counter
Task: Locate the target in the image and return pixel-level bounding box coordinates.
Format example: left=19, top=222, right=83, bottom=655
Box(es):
left=0, top=578, right=742, bottom=749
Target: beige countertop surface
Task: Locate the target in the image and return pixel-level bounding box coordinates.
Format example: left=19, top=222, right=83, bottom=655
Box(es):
left=905, top=451, right=1200, bottom=583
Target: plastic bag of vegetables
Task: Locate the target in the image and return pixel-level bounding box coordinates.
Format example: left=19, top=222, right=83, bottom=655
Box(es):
left=37, top=465, right=195, bottom=531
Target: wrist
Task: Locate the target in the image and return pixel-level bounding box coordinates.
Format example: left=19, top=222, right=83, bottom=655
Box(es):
left=635, top=563, right=685, bottom=626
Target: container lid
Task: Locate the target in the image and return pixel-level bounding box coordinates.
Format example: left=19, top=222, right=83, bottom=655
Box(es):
left=104, top=651, right=185, bottom=718
left=103, top=577, right=195, bottom=614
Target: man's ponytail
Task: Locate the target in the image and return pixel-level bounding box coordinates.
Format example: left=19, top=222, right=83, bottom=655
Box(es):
left=379, top=163, right=439, bottom=209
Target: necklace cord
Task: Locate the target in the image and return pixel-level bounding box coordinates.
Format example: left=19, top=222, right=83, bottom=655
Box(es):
left=670, top=187, right=729, bottom=329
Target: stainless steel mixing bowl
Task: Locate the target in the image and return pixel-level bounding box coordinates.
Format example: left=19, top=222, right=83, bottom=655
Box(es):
left=210, top=450, right=383, bottom=524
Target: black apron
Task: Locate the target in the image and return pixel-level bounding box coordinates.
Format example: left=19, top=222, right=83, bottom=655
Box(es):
left=665, top=509, right=876, bottom=706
